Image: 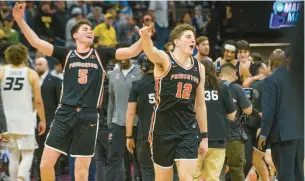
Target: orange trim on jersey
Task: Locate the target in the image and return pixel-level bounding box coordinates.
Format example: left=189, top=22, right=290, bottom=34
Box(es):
left=95, top=49, right=107, bottom=108
left=154, top=55, right=171, bottom=80
left=150, top=78, right=161, bottom=131
left=196, top=58, right=202, bottom=85
left=94, top=49, right=106, bottom=73
left=98, top=72, right=106, bottom=108
left=75, top=48, right=93, bottom=59
left=63, top=50, right=72, bottom=71
left=170, top=52, right=194, bottom=70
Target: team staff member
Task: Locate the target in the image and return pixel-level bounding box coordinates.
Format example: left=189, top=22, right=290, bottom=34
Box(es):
left=259, top=49, right=304, bottom=181
left=194, top=60, right=236, bottom=181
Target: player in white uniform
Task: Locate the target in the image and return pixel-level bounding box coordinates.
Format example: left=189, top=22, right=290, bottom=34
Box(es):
left=0, top=44, right=46, bottom=181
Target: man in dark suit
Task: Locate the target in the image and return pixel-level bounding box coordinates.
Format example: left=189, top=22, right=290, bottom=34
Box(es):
left=258, top=49, right=304, bottom=181
left=33, top=57, right=62, bottom=180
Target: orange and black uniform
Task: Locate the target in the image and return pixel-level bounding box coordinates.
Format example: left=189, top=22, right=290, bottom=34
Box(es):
left=151, top=52, right=201, bottom=167
left=45, top=46, right=115, bottom=156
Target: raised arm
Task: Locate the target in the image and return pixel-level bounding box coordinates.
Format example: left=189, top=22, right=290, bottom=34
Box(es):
left=12, top=3, right=53, bottom=56
left=115, top=39, right=142, bottom=60
left=137, top=24, right=169, bottom=67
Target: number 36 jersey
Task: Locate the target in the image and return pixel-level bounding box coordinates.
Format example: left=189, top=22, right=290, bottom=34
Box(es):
left=1, top=66, right=34, bottom=134
left=151, top=52, right=201, bottom=134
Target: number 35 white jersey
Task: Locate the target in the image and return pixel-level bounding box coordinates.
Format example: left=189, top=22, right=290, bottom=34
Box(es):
left=1, top=65, right=34, bottom=135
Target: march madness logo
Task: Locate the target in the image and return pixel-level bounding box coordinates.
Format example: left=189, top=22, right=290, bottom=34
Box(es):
left=269, top=1, right=303, bottom=29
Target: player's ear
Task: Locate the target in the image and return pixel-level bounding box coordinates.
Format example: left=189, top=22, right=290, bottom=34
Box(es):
left=173, top=39, right=179, bottom=47
left=73, top=33, right=78, bottom=40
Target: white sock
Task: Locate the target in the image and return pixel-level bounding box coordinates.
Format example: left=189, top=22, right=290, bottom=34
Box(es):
left=17, top=150, right=34, bottom=181
left=8, top=148, right=20, bottom=181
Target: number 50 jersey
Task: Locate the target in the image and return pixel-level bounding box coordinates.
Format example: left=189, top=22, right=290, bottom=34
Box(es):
left=151, top=52, right=201, bottom=134
left=1, top=65, right=35, bottom=135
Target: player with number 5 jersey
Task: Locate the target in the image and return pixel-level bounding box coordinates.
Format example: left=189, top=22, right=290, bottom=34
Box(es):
left=12, top=3, right=142, bottom=180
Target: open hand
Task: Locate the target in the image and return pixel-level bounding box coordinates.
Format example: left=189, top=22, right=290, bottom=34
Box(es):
left=12, top=2, right=26, bottom=21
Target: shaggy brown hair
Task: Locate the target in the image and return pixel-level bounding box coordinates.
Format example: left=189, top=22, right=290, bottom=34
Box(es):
left=169, top=24, right=195, bottom=43
left=4, top=43, right=28, bottom=66
left=71, top=19, right=92, bottom=41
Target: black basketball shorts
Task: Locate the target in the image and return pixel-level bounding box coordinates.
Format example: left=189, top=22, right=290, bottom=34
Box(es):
left=45, top=105, right=99, bottom=157
left=151, top=124, right=199, bottom=168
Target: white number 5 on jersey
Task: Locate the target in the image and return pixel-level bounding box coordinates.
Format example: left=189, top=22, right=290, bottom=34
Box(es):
left=148, top=93, right=156, bottom=104
left=205, top=90, right=218, bottom=101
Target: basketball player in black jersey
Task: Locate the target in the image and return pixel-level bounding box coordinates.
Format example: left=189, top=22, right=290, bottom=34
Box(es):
left=214, top=40, right=249, bottom=85
left=137, top=24, right=208, bottom=181
left=194, top=60, right=236, bottom=181
left=13, top=3, right=142, bottom=181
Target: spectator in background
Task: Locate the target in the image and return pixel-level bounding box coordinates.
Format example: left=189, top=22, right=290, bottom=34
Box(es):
left=192, top=5, right=206, bottom=36
left=24, top=2, right=36, bottom=28
left=33, top=57, right=62, bottom=181
left=179, top=12, right=192, bottom=25
left=106, top=8, right=119, bottom=33
left=53, top=1, right=69, bottom=46
left=2, top=15, right=19, bottom=45
left=120, top=1, right=133, bottom=18
left=65, top=7, right=83, bottom=48
left=50, top=60, right=63, bottom=80
left=0, top=2, right=12, bottom=21
left=87, top=4, right=104, bottom=28
left=94, top=13, right=117, bottom=48
left=149, top=1, right=169, bottom=50
left=33, top=2, right=55, bottom=43
left=194, top=36, right=212, bottom=62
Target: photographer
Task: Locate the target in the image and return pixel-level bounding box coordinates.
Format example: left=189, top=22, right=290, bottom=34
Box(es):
left=219, top=63, right=252, bottom=181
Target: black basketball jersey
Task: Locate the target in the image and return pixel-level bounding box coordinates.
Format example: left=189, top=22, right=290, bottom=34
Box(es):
left=216, top=60, right=242, bottom=85
left=205, top=85, right=235, bottom=141
left=128, top=73, right=155, bottom=142
left=61, top=49, right=106, bottom=108
left=151, top=52, right=201, bottom=134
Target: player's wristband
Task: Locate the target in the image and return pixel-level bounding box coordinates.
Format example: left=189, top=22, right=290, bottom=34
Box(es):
left=200, top=132, right=208, bottom=139
left=126, top=135, right=133, bottom=139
